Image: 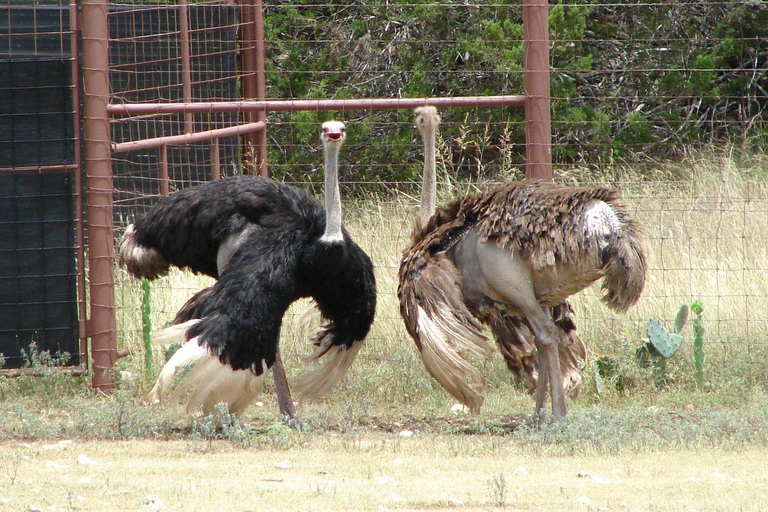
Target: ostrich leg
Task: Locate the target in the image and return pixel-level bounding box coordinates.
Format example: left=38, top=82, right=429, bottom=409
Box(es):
left=272, top=352, right=296, bottom=420
left=475, top=242, right=568, bottom=420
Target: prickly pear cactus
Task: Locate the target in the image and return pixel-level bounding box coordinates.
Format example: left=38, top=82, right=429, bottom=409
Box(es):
left=647, top=316, right=684, bottom=359
left=674, top=304, right=689, bottom=334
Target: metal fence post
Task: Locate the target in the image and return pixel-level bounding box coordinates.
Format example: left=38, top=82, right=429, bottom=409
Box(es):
left=523, top=0, right=553, bottom=181
left=82, top=0, right=117, bottom=393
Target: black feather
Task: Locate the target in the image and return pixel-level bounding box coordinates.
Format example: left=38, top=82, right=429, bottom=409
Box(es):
left=129, top=175, right=377, bottom=376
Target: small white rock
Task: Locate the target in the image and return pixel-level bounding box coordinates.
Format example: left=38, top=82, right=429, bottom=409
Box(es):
left=513, top=466, right=528, bottom=476
left=393, top=458, right=404, bottom=465
left=77, top=477, right=92, bottom=485
left=45, top=461, right=67, bottom=470
left=375, top=476, right=394, bottom=485
left=577, top=495, right=592, bottom=505
left=392, top=496, right=407, bottom=503
left=447, top=498, right=465, bottom=506
left=398, top=430, right=414, bottom=438
left=77, top=454, right=98, bottom=466
left=451, top=403, right=468, bottom=413
left=274, top=462, right=292, bottom=470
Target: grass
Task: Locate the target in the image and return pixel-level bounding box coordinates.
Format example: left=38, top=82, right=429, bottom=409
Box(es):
left=2, top=148, right=768, bottom=510
left=2, top=437, right=768, bottom=511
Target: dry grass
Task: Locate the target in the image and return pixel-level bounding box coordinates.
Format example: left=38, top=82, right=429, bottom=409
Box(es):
left=2, top=437, right=767, bottom=511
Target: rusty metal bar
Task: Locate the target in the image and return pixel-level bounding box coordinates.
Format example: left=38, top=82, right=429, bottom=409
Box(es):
left=211, top=138, right=221, bottom=180
left=70, top=1, right=88, bottom=370
left=179, top=0, right=194, bottom=134
left=0, top=368, right=88, bottom=378
left=253, top=0, right=268, bottom=177
left=523, top=0, right=552, bottom=181
left=81, top=0, right=116, bottom=393
left=107, top=95, right=527, bottom=116
left=0, top=164, right=79, bottom=174
left=111, top=121, right=266, bottom=153
left=159, top=145, right=169, bottom=196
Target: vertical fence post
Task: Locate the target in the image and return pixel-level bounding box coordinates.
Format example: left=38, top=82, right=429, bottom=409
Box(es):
left=239, top=0, right=268, bottom=177
left=211, top=137, right=221, bottom=180
left=159, top=145, right=169, bottom=196
left=81, top=0, right=116, bottom=393
left=179, top=0, right=194, bottom=134
left=523, top=0, right=552, bottom=181
left=70, top=1, right=89, bottom=368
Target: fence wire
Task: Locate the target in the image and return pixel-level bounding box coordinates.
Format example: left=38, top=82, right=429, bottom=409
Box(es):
left=4, top=0, right=767, bottom=380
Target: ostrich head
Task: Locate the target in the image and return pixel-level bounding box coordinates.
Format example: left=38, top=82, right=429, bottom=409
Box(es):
left=414, top=106, right=440, bottom=136
left=320, top=120, right=347, bottom=147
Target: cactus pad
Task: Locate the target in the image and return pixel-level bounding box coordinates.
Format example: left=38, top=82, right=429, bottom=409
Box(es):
left=647, top=316, right=683, bottom=358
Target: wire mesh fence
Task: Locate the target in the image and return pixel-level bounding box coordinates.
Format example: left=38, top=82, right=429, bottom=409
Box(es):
left=107, top=1, right=768, bottom=392
left=3, top=1, right=767, bottom=386
left=0, top=0, right=82, bottom=369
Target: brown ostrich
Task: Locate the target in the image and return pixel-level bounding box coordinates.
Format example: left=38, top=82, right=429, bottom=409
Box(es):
left=399, top=107, right=645, bottom=419
left=409, top=106, right=587, bottom=407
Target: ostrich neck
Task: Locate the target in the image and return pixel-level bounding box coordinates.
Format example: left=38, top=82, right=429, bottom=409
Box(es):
left=322, top=144, right=343, bottom=242
left=419, top=127, right=437, bottom=228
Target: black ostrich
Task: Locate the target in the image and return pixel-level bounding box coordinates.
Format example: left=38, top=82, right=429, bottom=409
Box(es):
left=120, top=120, right=377, bottom=415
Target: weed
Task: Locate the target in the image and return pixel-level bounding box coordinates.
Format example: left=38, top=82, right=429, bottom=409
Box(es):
left=487, top=473, right=507, bottom=508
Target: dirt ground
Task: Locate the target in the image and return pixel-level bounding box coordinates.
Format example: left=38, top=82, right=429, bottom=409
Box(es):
left=2, top=435, right=767, bottom=512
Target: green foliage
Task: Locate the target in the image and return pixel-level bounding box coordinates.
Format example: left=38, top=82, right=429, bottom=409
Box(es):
left=261, top=2, right=767, bottom=182
left=691, top=300, right=706, bottom=391
left=635, top=302, right=708, bottom=391
left=636, top=307, right=688, bottom=388
left=646, top=316, right=685, bottom=359
left=141, top=278, right=154, bottom=380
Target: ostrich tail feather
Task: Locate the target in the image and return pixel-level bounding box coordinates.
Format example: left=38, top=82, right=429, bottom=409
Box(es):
left=296, top=300, right=324, bottom=347
left=293, top=341, right=363, bottom=401
left=148, top=321, right=204, bottom=405
left=415, top=305, right=491, bottom=413
left=119, top=224, right=170, bottom=280
left=172, top=356, right=265, bottom=416
left=601, top=223, right=647, bottom=313
left=148, top=319, right=263, bottom=416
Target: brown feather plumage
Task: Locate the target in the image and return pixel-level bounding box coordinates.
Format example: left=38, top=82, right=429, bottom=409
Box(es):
left=398, top=179, right=645, bottom=412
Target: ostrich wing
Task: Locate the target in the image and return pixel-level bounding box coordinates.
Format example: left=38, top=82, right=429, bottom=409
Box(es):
left=472, top=180, right=646, bottom=311
left=485, top=302, right=586, bottom=397
left=149, top=225, right=307, bottom=415
left=293, top=234, right=377, bottom=401
left=123, top=176, right=319, bottom=279
left=398, top=248, right=493, bottom=412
